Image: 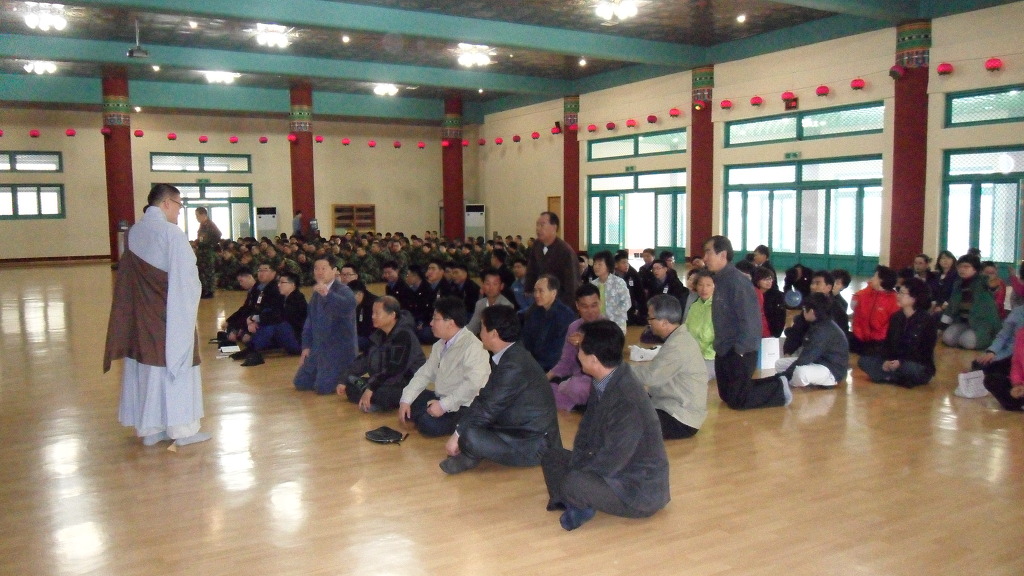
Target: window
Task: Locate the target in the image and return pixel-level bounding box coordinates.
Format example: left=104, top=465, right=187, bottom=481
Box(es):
left=587, top=170, right=687, bottom=258
left=725, top=102, right=884, bottom=147
left=588, top=129, right=687, bottom=161
left=167, top=183, right=253, bottom=240
left=0, top=151, right=62, bottom=172
left=0, top=185, right=64, bottom=219
left=151, top=153, right=251, bottom=173
left=947, top=85, right=1024, bottom=127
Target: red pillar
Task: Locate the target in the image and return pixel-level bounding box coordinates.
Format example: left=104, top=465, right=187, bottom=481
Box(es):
left=289, top=82, right=316, bottom=236
left=102, top=68, right=135, bottom=262
left=689, top=67, right=715, bottom=260
left=563, top=96, right=580, bottom=252
left=890, top=21, right=930, bottom=268
left=442, top=97, right=465, bottom=240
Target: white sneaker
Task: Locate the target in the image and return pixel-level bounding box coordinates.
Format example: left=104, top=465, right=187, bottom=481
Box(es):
left=629, top=345, right=661, bottom=362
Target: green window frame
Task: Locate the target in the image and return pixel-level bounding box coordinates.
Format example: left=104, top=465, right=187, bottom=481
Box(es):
left=0, top=184, right=65, bottom=220
left=946, top=84, right=1024, bottom=127
left=168, top=182, right=254, bottom=240
left=150, top=152, right=252, bottom=173
left=0, top=151, right=63, bottom=172
left=587, top=128, right=687, bottom=161
left=587, top=169, right=687, bottom=260
left=725, top=102, right=885, bottom=147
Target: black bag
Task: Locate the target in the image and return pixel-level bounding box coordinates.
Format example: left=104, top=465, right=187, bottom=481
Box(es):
left=365, top=426, right=408, bottom=445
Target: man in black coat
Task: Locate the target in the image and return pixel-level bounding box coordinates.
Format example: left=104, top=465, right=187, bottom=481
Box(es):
left=441, top=305, right=561, bottom=475
left=541, top=319, right=670, bottom=531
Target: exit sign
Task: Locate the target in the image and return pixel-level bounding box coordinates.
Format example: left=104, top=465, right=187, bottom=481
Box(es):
left=624, top=165, right=636, bottom=172
left=196, top=178, right=211, bottom=183
left=784, top=152, right=801, bottom=160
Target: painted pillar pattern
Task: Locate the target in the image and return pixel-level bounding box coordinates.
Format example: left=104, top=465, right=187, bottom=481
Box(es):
left=563, top=95, right=580, bottom=251
left=442, top=97, right=465, bottom=240
left=102, top=68, right=135, bottom=262
left=689, top=65, right=715, bottom=260
left=289, top=82, right=316, bottom=236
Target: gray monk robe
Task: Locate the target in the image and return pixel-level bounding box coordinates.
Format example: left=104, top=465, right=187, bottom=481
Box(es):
left=104, top=207, right=204, bottom=440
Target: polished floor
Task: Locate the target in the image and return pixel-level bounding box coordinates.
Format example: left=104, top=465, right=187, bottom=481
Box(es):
left=0, top=263, right=1021, bottom=576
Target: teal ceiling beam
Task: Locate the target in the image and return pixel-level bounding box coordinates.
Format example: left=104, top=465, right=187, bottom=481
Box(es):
left=708, top=15, right=889, bottom=64
left=769, top=0, right=916, bottom=21
left=0, top=33, right=572, bottom=96
left=924, top=0, right=1018, bottom=17
left=314, top=91, right=443, bottom=121
left=0, top=72, right=100, bottom=104
left=69, top=0, right=700, bottom=67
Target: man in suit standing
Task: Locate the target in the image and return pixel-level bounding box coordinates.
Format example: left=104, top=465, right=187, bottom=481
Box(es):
left=293, top=256, right=357, bottom=395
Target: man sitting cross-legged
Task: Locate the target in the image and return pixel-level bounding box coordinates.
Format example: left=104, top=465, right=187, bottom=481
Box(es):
left=465, top=267, right=514, bottom=335
left=440, top=305, right=561, bottom=474
left=337, top=295, right=426, bottom=412
left=547, top=283, right=605, bottom=411
left=398, top=296, right=491, bottom=437
left=541, top=320, right=670, bottom=531
left=242, top=271, right=308, bottom=366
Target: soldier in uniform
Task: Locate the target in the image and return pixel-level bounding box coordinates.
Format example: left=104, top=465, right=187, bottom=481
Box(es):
left=194, top=206, right=221, bottom=298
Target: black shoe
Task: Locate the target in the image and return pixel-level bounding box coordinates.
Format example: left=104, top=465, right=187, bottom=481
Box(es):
left=439, top=454, right=480, bottom=475
left=241, top=351, right=265, bottom=367
left=229, top=350, right=248, bottom=360
left=546, top=500, right=567, bottom=512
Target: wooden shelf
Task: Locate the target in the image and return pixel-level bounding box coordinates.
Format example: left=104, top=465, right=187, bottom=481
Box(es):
left=333, top=203, right=375, bottom=234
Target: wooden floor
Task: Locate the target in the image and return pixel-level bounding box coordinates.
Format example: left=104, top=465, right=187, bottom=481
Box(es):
left=1, top=263, right=1022, bottom=576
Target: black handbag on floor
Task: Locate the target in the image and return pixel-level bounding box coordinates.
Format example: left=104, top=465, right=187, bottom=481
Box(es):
left=365, top=426, right=408, bottom=445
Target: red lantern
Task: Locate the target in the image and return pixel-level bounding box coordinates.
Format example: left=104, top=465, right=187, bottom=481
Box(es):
left=368, top=140, right=377, bottom=147
left=531, top=132, right=540, bottom=139
left=259, top=136, right=269, bottom=144
left=167, top=132, right=177, bottom=140
left=781, top=91, right=795, bottom=101
left=889, top=65, right=906, bottom=79
left=494, top=137, right=503, bottom=145
left=551, top=126, right=561, bottom=134
left=101, top=127, right=112, bottom=136
left=315, top=135, right=324, bottom=143
left=693, top=100, right=706, bottom=111
left=936, top=62, right=954, bottom=75
left=985, top=57, right=1003, bottom=71
left=133, top=129, right=144, bottom=137
left=65, top=128, right=76, bottom=137
left=851, top=78, right=866, bottom=90
left=568, top=123, right=578, bottom=132
left=342, top=138, right=351, bottom=146
left=229, top=136, right=239, bottom=144
left=815, top=85, right=830, bottom=96
left=606, top=122, right=615, bottom=130
left=462, top=139, right=469, bottom=147
left=393, top=141, right=401, bottom=148
left=750, top=96, right=763, bottom=106
left=441, top=139, right=450, bottom=147
left=720, top=99, right=733, bottom=110
left=199, top=135, right=208, bottom=143
left=587, top=124, right=597, bottom=132
left=287, top=133, right=297, bottom=142
left=29, top=129, right=41, bottom=138
left=625, top=119, right=637, bottom=127
left=478, top=138, right=486, bottom=145
left=512, top=135, right=521, bottom=142
left=668, top=108, right=681, bottom=117
left=417, top=141, right=425, bottom=149
left=0, top=129, right=4, bottom=137
left=647, top=115, right=657, bottom=124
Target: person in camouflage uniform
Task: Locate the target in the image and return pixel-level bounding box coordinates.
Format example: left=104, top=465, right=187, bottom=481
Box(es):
left=349, top=245, right=380, bottom=284
left=194, top=206, right=222, bottom=298
left=217, top=248, right=241, bottom=290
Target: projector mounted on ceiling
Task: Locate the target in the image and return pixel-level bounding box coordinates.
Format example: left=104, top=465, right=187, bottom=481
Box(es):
left=127, top=18, right=149, bottom=58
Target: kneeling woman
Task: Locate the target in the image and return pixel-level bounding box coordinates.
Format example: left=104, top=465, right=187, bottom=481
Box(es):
left=858, top=277, right=937, bottom=388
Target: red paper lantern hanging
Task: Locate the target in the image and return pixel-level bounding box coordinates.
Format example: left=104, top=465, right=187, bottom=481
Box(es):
left=29, top=129, right=41, bottom=138
left=750, top=96, right=763, bottom=106
left=287, top=133, right=297, bottom=142
left=315, top=135, right=324, bottom=143
left=568, top=123, right=578, bottom=132
left=625, top=118, right=637, bottom=127
left=167, top=132, right=177, bottom=140
left=199, top=135, right=208, bottom=143
left=368, top=140, right=377, bottom=147
left=815, top=85, right=830, bottom=96
left=646, top=115, right=657, bottom=124
left=720, top=99, right=733, bottom=110
left=65, top=128, right=76, bottom=137
left=133, top=129, right=144, bottom=137
left=587, top=124, right=597, bottom=132
left=668, top=108, right=681, bottom=117
left=393, top=141, right=401, bottom=148
left=229, top=136, right=239, bottom=144
left=100, top=127, right=112, bottom=136
left=0, top=129, right=4, bottom=137
left=478, top=138, right=486, bottom=145
left=531, top=132, right=540, bottom=139
left=693, top=100, right=706, bottom=111
left=850, top=78, right=866, bottom=90
left=551, top=126, right=561, bottom=134
left=417, top=141, right=425, bottom=149
left=606, top=122, right=615, bottom=130
left=494, top=137, right=503, bottom=145
left=889, top=65, right=906, bottom=79
left=259, top=136, right=269, bottom=144
left=781, top=91, right=795, bottom=101
left=441, top=139, right=450, bottom=148
left=985, top=57, right=1003, bottom=71
left=342, top=137, right=351, bottom=145
left=936, top=62, right=954, bottom=75
left=462, top=139, right=469, bottom=147
left=512, top=134, right=521, bottom=142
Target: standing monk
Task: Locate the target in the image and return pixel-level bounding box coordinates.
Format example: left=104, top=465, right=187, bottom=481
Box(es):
left=104, top=184, right=210, bottom=448
left=194, top=206, right=221, bottom=299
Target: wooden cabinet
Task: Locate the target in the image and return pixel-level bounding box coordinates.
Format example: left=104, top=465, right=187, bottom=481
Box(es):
left=332, top=204, right=376, bottom=234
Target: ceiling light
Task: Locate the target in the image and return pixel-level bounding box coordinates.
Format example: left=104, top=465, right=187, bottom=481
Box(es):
left=23, top=3, right=67, bottom=32
left=134, top=106, right=141, bottom=112
left=454, top=43, right=495, bottom=67
left=595, top=0, right=638, bottom=23
left=203, top=71, right=241, bottom=84
left=373, top=83, right=399, bottom=96
left=151, top=65, right=160, bottom=71
left=189, top=20, right=197, bottom=29
left=254, top=23, right=291, bottom=48
left=478, top=88, right=484, bottom=94
left=579, top=58, right=587, bottom=67
left=127, top=19, right=149, bottom=58
left=342, top=35, right=350, bottom=43
left=23, top=60, right=57, bottom=74
left=737, top=14, right=747, bottom=23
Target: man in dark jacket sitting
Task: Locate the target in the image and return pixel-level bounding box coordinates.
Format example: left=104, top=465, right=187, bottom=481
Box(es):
left=242, top=271, right=308, bottom=366
left=766, top=292, right=849, bottom=388
left=440, top=305, right=561, bottom=475
left=337, top=295, right=426, bottom=412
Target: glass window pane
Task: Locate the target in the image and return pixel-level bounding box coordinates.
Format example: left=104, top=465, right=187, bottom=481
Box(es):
left=17, top=188, right=39, bottom=215
left=950, top=87, right=1024, bottom=125
left=801, top=105, right=884, bottom=137
left=625, top=192, right=655, bottom=248
left=656, top=194, right=673, bottom=247
left=14, top=153, right=60, bottom=171
left=637, top=171, right=686, bottom=189
left=800, top=189, right=827, bottom=254
left=726, top=191, right=744, bottom=244
left=590, top=196, right=602, bottom=245
left=802, top=159, right=883, bottom=181
left=176, top=186, right=202, bottom=199
left=0, top=154, right=10, bottom=171
left=604, top=196, right=620, bottom=244
left=152, top=154, right=201, bottom=172
left=39, top=187, right=61, bottom=215
left=590, top=138, right=635, bottom=160
left=675, top=193, right=687, bottom=248
left=727, top=165, right=796, bottom=185
left=980, top=182, right=1019, bottom=262
left=0, top=189, right=13, bottom=215
left=591, top=175, right=634, bottom=191
left=861, top=186, right=882, bottom=257
left=771, top=190, right=796, bottom=253
left=745, top=190, right=771, bottom=251
left=727, top=117, right=798, bottom=145
left=638, top=130, right=686, bottom=155
left=948, top=150, right=1024, bottom=176
left=203, top=155, right=250, bottom=172
left=945, top=184, right=973, bottom=257
left=829, top=188, right=858, bottom=255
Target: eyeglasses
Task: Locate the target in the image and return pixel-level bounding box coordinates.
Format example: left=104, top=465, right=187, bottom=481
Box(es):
left=167, top=198, right=184, bottom=208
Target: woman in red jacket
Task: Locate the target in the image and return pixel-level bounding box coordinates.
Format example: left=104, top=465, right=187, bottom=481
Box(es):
left=849, top=265, right=900, bottom=356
